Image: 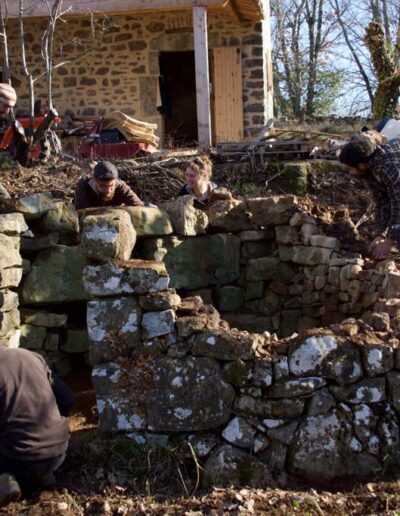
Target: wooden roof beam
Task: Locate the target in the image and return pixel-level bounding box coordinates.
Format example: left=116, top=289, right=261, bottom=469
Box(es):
left=6, top=0, right=227, bottom=18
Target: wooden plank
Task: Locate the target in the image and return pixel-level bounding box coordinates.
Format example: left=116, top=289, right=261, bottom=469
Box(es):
left=193, top=6, right=212, bottom=147
left=7, top=0, right=226, bottom=18
left=212, top=47, right=243, bottom=142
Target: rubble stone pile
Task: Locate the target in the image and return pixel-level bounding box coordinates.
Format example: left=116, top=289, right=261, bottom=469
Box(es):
left=1, top=191, right=400, bottom=485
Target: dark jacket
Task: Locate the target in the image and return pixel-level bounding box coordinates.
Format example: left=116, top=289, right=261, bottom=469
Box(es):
left=74, top=177, right=143, bottom=210
left=0, top=348, right=73, bottom=461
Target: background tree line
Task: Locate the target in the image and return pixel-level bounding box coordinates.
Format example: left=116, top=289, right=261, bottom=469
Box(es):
left=270, top=0, right=400, bottom=121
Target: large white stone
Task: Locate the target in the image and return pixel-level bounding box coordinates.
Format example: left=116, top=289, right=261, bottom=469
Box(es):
left=289, top=335, right=338, bottom=375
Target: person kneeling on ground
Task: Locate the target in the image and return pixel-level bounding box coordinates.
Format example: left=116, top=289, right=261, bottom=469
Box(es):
left=339, top=137, right=400, bottom=260
left=178, top=155, right=217, bottom=208
left=74, top=160, right=144, bottom=210
left=0, top=348, right=75, bottom=507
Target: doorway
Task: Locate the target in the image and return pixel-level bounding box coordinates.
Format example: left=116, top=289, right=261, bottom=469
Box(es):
left=158, top=51, right=198, bottom=147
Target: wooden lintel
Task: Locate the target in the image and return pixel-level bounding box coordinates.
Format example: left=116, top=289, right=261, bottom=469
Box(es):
left=226, top=0, right=242, bottom=23
left=193, top=6, right=212, bottom=148
left=6, top=0, right=226, bottom=18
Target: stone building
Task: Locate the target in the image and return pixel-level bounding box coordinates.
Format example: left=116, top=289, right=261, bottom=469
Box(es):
left=5, top=0, right=273, bottom=146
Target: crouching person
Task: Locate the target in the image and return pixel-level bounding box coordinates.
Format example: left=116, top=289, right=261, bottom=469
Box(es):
left=0, top=348, right=74, bottom=506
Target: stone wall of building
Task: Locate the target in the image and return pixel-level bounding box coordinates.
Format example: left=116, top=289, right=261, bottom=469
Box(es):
left=6, top=11, right=271, bottom=139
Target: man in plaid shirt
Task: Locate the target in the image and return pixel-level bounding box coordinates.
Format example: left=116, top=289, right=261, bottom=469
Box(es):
left=339, top=137, right=400, bottom=260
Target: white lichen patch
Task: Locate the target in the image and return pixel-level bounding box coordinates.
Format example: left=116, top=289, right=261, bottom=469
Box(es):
left=174, top=407, right=192, bottom=420
left=92, top=366, right=107, bottom=378
left=367, top=348, right=383, bottom=368
left=349, top=437, right=362, bottom=452
left=206, top=336, right=216, bottom=346
left=171, top=376, right=183, bottom=387
left=109, top=369, right=121, bottom=384
left=262, top=418, right=285, bottom=429
left=354, top=404, right=373, bottom=424
left=289, top=336, right=337, bottom=375
left=222, top=417, right=244, bottom=444
left=355, top=386, right=384, bottom=403
left=121, top=312, right=138, bottom=333
left=85, top=226, right=117, bottom=244
left=103, top=276, right=120, bottom=291
left=131, top=414, right=145, bottom=430
left=96, top=398, right=106, bottom=414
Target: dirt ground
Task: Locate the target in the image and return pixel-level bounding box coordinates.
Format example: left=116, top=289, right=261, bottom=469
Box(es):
left=2, top=152, right=400, bottom=514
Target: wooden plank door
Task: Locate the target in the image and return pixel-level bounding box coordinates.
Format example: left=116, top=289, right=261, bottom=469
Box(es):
left=211, top=47, right=244, bottom=142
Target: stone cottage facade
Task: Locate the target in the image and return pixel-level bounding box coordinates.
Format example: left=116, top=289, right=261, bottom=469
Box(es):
left=4, top=0, right=273, bottom=145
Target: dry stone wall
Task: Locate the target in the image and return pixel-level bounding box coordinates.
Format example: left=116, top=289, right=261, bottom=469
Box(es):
left=6, top=11, right=271, bottom=137
left=2, top=191, right=400, bottom=485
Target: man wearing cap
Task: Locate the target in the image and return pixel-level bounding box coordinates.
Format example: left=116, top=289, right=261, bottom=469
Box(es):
left=0, top=83, right=17, bottom=115
left=74, top=160, right=144, bottom=210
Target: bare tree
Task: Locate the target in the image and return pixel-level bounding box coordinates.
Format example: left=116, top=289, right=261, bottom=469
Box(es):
left=0, top=0, right=113, bottom=165
left=331, top=0, right=400, bottom=119
left=271, top=0, right=341, bottom=120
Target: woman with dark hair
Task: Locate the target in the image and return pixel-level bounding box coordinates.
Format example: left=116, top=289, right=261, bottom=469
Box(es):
left=178, top=155, right=217, bottom=208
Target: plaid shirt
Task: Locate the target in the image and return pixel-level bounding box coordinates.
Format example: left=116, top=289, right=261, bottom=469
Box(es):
left=365, top=138, right=400, bottom=242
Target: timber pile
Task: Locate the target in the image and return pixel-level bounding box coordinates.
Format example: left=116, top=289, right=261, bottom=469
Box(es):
left=101, top=111, right=159, bottom=148
left=216, top=127, right=343, bottom=161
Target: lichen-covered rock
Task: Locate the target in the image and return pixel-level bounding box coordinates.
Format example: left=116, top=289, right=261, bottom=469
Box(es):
left=214, top=285, right=244, bottom=311
left=330, top=378, right=386, bottom=404
left=146, top=356, right=235, bottom=432
left=19, top=324, right=46, bottom=350
left=61, top=329, right=90, bottom=353
left=83, top=260, right=169, bottom=296
left=0, top=289, right=18, bottom=312
left=353, top=404, right=378, bottom=447
left=21, top=232, right=59, bottom=253
left=203, top=444, right=275, bottom=488
left=222, top=417, right=257, bottom=448
left=14, top=193, right=53, bottom=219
left=289, top=409, right=381, bottom=483
left=142, top=234, right=240, bottom=289
left=0, top=213, right=28, bottom=235
left=160, top=196, right=208, bottom=236
left=247, top=196, right=298, bottom=226
left=176, top=316, right=206, bottom=338
left=80, top=210, right=136, bottom=261
left=123, top=206, right=173, bottom=236
left=87, top=297, right=142, bottom=364
left=0, top=234, right=22, bottom=269
left=267, top=377, right=326, bottom=398
left=142, top=309, right=175, bottom=339
left=21, top=246, right=89, bottom=304
left=38, top=201, right=79, bottom=235
left=360, top=344, right=394, bottom=376
left=267, top=421, right=298, bottom=445
left=222, top=360, right=253, bottom=387
left=0, top=308, right=20, bottom=337
left=138, top=290, right=181, bottom=311
left=0, top=267, right=23, bottom=288
left=387, top=372, right=400, bottom=412
left=246, top=257, right=281, bottom=282
left=279, top=245, right=332, bottom=265
left=192, top=329, right=258, bottom=360
left=233, top=395, right=305, bottom=418
left=307, top=389, right=336, bottom=415
left=20, top=309, right=67, bottom=327
left=321, top=342, right=363, bottom=386
left=207, top=199, right=255, bottom=232
left=0, top=328, right=20, bottom=348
